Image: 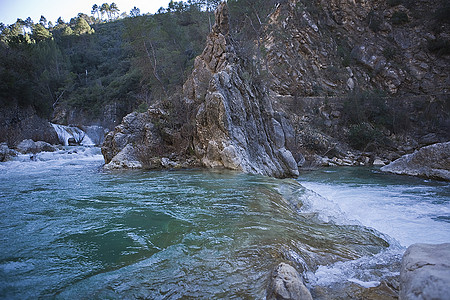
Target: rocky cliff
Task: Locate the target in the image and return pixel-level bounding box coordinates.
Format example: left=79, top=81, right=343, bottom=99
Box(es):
left=102, top=0, right=449, bottom=176
left=0, top=104, right=58, bottom=147
left=103, top=2, right=299, bottom=177
left=263, top=0, right=449, bottom=96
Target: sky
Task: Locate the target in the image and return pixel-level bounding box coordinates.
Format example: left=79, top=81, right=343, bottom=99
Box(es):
left=0, top=0, right=175, bottom=26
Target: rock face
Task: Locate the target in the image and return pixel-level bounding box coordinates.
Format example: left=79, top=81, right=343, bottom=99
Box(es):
left=381, top=142, right=450, bottom=180
left=184, top=2, right=298, bottom=177
left=400, top=243, right=450, bottom=300
left=102, top=2, right=299, bottom=178
left=102, top=107, right=196, bottom=170
left=267, top=263, right=313, bottom=300
left=263, top=0, right=449, bottom=97
left=0, top=104, right=59, bottom=147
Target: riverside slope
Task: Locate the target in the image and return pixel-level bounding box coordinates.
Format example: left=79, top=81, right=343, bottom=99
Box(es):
left=102, top=2, right=299, bottom=178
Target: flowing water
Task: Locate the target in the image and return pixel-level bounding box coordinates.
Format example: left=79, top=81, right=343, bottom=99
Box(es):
left=0, top=148, right=449, bottom=299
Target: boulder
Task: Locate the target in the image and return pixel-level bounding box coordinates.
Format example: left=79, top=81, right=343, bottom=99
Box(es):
left=381, top=142, right=450, bottom=181
left=400, top=243, right=450, bottom=300
left=267, top=263, right=313, bottom=300
left=16, top=139, right=57, bottom=154
left=103, top=144, right=143, bottom=170
left=0, top=143, right=18, bottom=162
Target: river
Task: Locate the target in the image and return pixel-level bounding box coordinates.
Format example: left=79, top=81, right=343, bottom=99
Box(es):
left=0, top=147, right=449, bottom=299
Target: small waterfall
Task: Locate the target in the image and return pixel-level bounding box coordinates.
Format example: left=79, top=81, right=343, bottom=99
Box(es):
left=51, top=123, right=95, bottom=146
left=81, top=125, right=108, bottom=146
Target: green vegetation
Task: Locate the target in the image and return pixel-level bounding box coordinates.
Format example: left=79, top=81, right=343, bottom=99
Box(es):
left=382, top=47, right=397, bottom=60
left=387, top=0, right=402, bottom=7
left=428, top=39, right=450, bottom=56
left=0, top=1, right=213, bottom=120
left=342, top=90, right=410, bottom=150
left=348, top=122, right=385, bottom=151
left=0, top=0, right=320, bottom=122
left=391, top=11, right=409, bottom=25
left=367, top=10, right=382, bottom=32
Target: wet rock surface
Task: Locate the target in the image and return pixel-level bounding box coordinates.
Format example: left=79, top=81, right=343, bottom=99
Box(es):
left=267, top=263, right=312, bottom=300
left=0, top=143, right=18, bottom=162
left=400, top=243, right=450, bottom=300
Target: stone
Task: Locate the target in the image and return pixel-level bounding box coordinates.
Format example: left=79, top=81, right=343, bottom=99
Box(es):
left=267, top=263, right=313, bottom=300
left=418, top=133, right=439, bottom=146
left=80, top=125, right=108, bottom=146
left=347, top=77, right=355, bottom=90
left=0, top=143, right=18, bottom=162
left=373, top=158, right=386, bottom=166
left=67, top=137, right=78, bottom=146
left=103, top=144, right=142, bottom=170
left=400, top=243, right=450, bottom=300
left=381, top=142, right=450, bottom=181
left=0, top=105, right=59, bottom=146
left=101, top=3, right=299, bottom=178
left=16, top=139, right=57, bottom=154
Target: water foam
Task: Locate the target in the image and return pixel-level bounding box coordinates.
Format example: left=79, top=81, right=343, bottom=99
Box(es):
left=300, top=181, right=450, bottom=247
left=51, top=123, right=95, bottom=146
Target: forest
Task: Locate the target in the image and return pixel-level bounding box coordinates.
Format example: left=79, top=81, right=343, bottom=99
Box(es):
left=0, top=0, right=282, bottom=123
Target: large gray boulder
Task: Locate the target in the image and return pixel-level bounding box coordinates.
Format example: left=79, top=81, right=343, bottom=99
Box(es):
left=0, top=143, right=18, bottom=161
left=16, top=139, right=57, bottom=154
left=381, top=142, right=450, bottom=181
left=400, top=243, right=450, bottom=300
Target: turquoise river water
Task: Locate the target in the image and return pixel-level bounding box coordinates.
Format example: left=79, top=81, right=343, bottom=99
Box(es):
left=0, top=147, right=449, bottom=299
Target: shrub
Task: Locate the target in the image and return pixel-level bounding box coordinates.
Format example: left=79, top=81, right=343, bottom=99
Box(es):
left=391, top=11, right=409, bottom=25
left=348, top=122, right=385, bottom=150
left=136, top=102, right=149, bottom=113
left=428, top=39, right=450, bottom=56
left=382, top=47, right=397, bottom=60
left=367, top=11, right=382, bottom=32
left=387, top=0, right=402, bottom=7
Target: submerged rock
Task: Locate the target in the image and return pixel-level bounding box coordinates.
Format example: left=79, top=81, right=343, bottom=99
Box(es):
left=267, top=263, right=312, bottom=300
left=16, top=139, right=57, bottom=154
left=400, top=243, right=450, bottom=300
left=381, top=142, right=450, bottom=181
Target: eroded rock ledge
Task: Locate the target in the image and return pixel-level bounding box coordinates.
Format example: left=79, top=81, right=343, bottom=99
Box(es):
left=102, top=2, right=299, bottom=178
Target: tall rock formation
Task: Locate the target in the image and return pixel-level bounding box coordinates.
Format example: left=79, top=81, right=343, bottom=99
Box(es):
left=184, top=2, right=299, bottom=177
left=102, top=2, right=299, bottom=178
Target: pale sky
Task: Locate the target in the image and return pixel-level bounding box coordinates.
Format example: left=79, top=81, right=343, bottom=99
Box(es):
left=0, top=0, right=176, bottom=26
